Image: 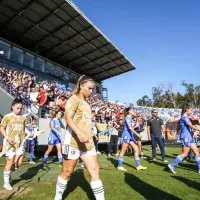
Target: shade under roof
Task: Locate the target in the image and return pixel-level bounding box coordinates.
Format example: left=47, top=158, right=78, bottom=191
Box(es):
left=0, top=0, right=136, bottom=81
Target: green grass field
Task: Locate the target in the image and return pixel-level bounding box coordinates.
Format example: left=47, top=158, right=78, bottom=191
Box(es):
left=0, top=146, right=200, bottom=200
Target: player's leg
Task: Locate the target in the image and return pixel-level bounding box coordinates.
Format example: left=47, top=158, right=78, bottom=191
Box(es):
left=55, top=143, right=63, bottom=167
left=117, top=141, right=128, bottom=171
left=54, top=145, right=78, bottom=200
left=3, top=151, right=15, bottom=190
left=81, top=149, right=104, bottom=200
left=15, top=154, right=24, bottom=169
left=190, top=143, right=200, bottom=173
left=43, top=145, right=54, bottom=165
left=130, top=141, right=147, bottom=170
left=29, top=139, right=35, bottom=164
left=168, top=140, right=190, bottom=173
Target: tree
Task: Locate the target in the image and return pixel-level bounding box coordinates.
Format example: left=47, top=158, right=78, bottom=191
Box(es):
left=152, top=86, right=163, bottom=106
left=181, top=80, right=200, bottom=108
left=137, top=95, right=152, bottom=107
left=161, top=84, right=177, bottom=108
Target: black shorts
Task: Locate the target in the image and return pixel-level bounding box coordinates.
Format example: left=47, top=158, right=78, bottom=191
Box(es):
left=134, top=134, right=141, bottom=141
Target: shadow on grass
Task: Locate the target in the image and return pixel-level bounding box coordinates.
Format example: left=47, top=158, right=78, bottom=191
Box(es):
left=12, top=164, right=50, bottom=186
left=63, top=169, right=95, bottom=200
left=171, top=176, right=200, bottom=192
left=125, top=173, right=181, bottom=200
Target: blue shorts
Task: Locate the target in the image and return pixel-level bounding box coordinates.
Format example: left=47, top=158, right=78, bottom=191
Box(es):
left=29, top=139, right=35, bottom=147
left=180, top=138, right=194, bottom=147
left=122, top=135, right=134, bottom=144
left=48, top=135, right=61, bottom=145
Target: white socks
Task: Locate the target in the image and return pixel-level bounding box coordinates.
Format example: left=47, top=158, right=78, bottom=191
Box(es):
left=54, top=177, right=104, bottom=200
left=54, top=176, right=68, bottom=200
left=90, top=180, right=105, bottom=200
left=4, top=171, right=11, bottom=184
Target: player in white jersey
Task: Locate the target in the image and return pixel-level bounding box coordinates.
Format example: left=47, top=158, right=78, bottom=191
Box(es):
left=0, top=98, right=33, bottom=191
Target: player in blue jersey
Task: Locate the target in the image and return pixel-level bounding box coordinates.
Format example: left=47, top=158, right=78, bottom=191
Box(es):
left=168, top=104, right=200, bottom=174
left=43, top=111, right=63, bottom=167
left=117, top=107, right=147, bottom=171
left=26, top=116, right=37, bottom=164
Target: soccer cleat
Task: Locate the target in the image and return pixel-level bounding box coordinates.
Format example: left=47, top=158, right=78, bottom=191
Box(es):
left=141, top=156, right=147, bottom=159
left=29, top=161, right=36, bottom=165
left=168, top=164, right=177, bottom=174
left=59, top=164, right=63, bottom=168
left=81, top=163, right=85, bottom=168
left=163, top=159, right=168, bottom=163
left=3, top=183, right=13, bottom=191
left=136, top=165, right=147, bottom=170
left=117, top=166, right=127, bottom=172
left=97, top=151, right=101, bottom=155
left=43, top=161, right=47, bottom=167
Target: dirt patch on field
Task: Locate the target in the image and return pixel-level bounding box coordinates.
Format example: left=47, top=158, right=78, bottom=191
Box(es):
left=0, top=186, right=32, bottom=199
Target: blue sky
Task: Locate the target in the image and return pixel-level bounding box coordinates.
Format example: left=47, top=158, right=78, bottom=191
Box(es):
left=73, top=0, right=200, bottom=104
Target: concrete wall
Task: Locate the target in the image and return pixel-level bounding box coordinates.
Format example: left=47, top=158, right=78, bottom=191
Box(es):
left=37, top=118, right=66, bottom=146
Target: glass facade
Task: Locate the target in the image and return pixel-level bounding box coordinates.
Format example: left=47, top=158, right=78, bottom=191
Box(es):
left=0, top=40, right=11, bottom=60
left=11, top=47, right=23, bottom=64
left=0, top=39, right=80, bottom=84
left=23, top=52, right=34, bottom=68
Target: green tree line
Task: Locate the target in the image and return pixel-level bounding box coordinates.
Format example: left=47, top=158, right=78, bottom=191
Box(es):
left=137, top=81, right=200, bottom=109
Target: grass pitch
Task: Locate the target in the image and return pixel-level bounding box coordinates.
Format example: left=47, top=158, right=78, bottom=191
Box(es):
left=0, top=146, right=200, bottom=200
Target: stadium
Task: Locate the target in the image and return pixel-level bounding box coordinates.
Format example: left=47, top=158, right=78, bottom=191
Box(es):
left=0, top=1, right=200, bottom=200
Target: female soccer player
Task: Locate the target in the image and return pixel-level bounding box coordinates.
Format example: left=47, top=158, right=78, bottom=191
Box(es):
left=117, top=107, right=147, bottom=172
left=43, top=111, right=63, bottom=167
left=26, top=116, right=37, bottom=164
left=0, top=98, right=32, bottom=191
left=54, top=75, right=105, bottom=200
left=168, top=105, right=200, bottom=174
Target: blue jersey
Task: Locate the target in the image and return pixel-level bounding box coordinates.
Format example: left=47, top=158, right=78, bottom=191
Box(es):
left=26, top=124, right=35, bottom=133
left=26, top=124, right=35, bottom=147
left=48, top=118, right=61, bottom=145
left=50, top=118, right=61, bottom=137
left=180, top=115, right=192, bottom=139
left=122, top=115, right=134, bottom=139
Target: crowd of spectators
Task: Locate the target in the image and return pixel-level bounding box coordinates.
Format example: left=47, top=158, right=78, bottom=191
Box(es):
left=1, top=66, right=200, bottom=123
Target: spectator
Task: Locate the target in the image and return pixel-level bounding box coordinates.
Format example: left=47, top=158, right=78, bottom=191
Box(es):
left=147, top=109, right=168, bottom=162
left=38, top=86, right=48, bottom=117
left=107, top=121, right=119, bottom=157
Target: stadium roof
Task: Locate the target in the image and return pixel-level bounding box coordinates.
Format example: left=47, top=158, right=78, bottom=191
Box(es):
left=0, top=0, right=136, bottom=81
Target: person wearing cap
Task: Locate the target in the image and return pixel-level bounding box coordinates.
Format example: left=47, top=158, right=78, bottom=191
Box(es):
left=117, top=107, right=147, bottom=171
left=147, top=109, right=168, bottom=162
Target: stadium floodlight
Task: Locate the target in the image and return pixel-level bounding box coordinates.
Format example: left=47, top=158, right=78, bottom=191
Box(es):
left=0, top=50, right=4, bottom=55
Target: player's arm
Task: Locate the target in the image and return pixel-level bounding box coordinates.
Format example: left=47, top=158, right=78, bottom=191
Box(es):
left=50, top=122, right=61, bottom=135
left=25, top=127, right=34, bottom=138
left=66, top=110, right=89, bottom=143
left=127, top=123, right=142, bottom=138
left=0, top=117, right=14, bottom=145
left=147, top=124, right=151, bottom=141
left=187, top=123, right=200, bottom=132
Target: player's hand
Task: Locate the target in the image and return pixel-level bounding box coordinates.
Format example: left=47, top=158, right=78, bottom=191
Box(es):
left=148, top=136, right=151, bottom=141
left=137, top=134, right=142, bottom=139
left=77, top=132, right=89, bottom=143
left=7, top=138, right=15, bottom=145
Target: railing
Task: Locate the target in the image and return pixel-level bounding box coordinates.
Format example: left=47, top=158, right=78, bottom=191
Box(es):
left=0, top=80, right=39, bottom=118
